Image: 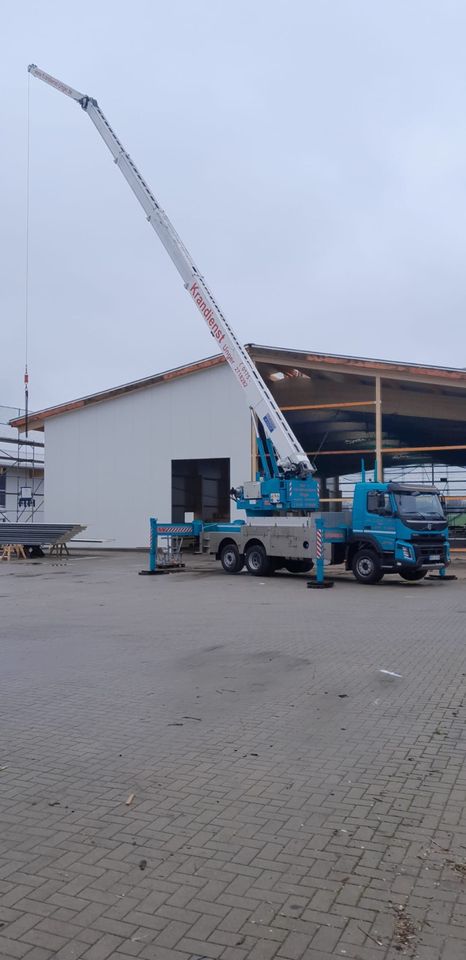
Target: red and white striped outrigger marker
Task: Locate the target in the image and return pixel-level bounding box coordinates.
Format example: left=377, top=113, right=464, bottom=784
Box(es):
left=307, top=517, right=334, bottom=589
left=157, top=525, right=192, bottom=535
left=141, top=518, right=200, bottom=575
left=315, top=519, right=324, bottom=584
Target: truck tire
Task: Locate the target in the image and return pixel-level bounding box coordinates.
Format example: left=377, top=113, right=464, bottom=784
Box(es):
left=399, top=567, right=426, bottom=581
left=245, top=543, right=271, bottom=577
left=352, top=548, right=384, bottom=584
left=284, top=559, right=314, bottom=574
left=220, top=542, right=244, bottom=574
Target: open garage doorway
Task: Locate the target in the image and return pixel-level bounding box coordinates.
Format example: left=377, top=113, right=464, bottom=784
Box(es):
left=171, top=458, right=231, bottom=523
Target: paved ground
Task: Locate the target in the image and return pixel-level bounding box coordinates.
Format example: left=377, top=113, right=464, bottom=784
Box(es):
left=0, top=553, right=465, bottom=960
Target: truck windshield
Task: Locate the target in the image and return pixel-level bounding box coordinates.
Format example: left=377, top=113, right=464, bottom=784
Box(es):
left=394, top=492, right=445, bottom=519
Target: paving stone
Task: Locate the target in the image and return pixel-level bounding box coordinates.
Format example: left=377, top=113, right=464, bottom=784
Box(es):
left=81, top=935, right=123, bottom=960
left=155, top=920, right=191, bottom=948
left=0, top=915, right=40, bottom=940
left=54, top=943, right=89, bottom=960
left=22, top=950, right=54, bottom=960
left=277, top=931, right=314, bottom=959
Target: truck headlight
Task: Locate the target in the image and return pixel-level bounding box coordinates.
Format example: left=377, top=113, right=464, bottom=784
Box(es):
left=402, top=546, right=411, bottom=559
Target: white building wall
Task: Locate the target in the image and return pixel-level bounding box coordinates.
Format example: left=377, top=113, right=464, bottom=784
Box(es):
left=44, top=364, right=251, bottom=548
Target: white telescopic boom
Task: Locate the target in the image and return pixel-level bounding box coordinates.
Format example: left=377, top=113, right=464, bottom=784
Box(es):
left=28, top=64, right=313, bottom=477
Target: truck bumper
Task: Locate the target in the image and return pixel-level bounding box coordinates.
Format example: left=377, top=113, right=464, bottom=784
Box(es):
left=395, top=538, right=449, bottom=569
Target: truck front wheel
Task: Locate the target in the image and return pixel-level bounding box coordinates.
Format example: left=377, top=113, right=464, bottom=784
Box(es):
left=220, top=543, right=244, bottom=574
left=245, top=543, right=271, bottom=577
left=399, top=567, right=426, bottom=581
left=352, top=548, right=384, bottom=584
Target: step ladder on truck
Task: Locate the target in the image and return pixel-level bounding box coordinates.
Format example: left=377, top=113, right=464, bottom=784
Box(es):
left=29, top=65, right=452, bottom=585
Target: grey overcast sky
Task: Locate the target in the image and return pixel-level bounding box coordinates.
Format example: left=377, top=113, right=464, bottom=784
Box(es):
left=2, top=0, right=466, bottom=411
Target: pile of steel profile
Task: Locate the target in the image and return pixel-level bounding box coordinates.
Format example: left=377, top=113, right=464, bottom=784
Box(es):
left=0, top=523, right=86, bottom=547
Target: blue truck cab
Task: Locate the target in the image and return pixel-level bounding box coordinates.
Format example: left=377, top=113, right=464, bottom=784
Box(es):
left=339, top=481, right=450, bottom=584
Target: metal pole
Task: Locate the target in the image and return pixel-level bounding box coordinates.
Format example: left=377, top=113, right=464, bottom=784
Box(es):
left=250, top=416, right=256, bottom=480
left=315, top=517, right=324, bottom=584
left=307, top=517, right=334, bottom=588
left=149, top=518, right=157, bottom=572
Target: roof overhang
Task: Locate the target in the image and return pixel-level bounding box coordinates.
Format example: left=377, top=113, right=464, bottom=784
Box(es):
left=10, top=354, right=226, bottom=432
left=9, top=344, right=466, bottom=434
left=248, top=344, right=466, bottom=387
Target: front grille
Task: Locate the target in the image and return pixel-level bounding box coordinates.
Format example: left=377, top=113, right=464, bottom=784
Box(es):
left=411, top=536, right=446, bottom=563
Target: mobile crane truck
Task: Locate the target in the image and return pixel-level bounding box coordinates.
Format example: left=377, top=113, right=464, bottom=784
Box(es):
left=29, top=65, right=451, bottom=584
left=207, top=477, right=450, bottom=583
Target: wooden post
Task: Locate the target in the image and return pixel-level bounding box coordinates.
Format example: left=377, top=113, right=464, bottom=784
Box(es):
left=375, top=376, right=383, bottom=481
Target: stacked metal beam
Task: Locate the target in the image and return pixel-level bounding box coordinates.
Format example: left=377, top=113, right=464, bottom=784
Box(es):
left=0, top=524, right=85, bottom=545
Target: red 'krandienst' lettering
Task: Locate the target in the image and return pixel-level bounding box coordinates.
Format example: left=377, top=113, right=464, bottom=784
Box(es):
left=189, top=281, right=250, bottom=387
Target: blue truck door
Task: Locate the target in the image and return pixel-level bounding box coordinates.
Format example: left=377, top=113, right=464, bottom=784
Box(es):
left=365, top=491, right=397, bottom=552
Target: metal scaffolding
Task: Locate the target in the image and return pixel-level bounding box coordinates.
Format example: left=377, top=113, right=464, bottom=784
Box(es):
left=0, top=405, right=44, bottom=523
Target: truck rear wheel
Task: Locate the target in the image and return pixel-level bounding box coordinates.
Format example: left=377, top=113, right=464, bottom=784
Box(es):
left=399, top=567, right=426, bottom=581
left=220, top=543, right=244, bottom=574
left=284, top=559, right=314, bottom=574
left=352, top=548, right=384, bottom=584
left=245, top=543, right=271, bottom=577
